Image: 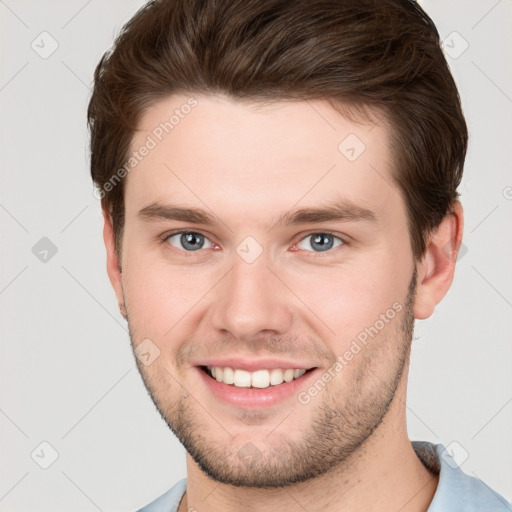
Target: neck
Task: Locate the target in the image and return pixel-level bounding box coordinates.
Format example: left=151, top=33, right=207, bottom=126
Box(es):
left=179, top=378, right=438, bottom=512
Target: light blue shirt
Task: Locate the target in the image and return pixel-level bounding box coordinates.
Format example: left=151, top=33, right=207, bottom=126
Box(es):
left=137, top=441, right=511, bottom=511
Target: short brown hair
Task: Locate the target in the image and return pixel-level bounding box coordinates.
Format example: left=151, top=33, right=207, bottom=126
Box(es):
left=88, top=0, right=468, bottom=261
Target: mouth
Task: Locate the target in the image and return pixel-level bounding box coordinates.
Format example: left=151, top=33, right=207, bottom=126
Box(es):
left=194, top=356, right=322, bottom=408
left=200, top=365, right=316, bottom=388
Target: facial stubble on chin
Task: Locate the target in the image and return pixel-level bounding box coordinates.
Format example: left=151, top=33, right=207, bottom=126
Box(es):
left=128, top=268, right=418, bottom=488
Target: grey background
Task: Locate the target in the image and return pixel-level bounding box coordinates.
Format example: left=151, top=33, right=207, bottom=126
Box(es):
left=0, top=0, right=511, bottom=510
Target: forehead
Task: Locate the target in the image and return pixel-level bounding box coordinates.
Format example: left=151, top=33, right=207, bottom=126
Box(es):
left=124, top=94, right=403, bottom=229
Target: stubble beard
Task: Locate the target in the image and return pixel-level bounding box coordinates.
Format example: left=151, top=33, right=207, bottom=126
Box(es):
left=129, top=270, right=417, bottom=488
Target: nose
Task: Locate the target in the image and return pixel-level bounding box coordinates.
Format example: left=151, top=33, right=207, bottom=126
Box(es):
left=209, top=253, right=294, bottom=342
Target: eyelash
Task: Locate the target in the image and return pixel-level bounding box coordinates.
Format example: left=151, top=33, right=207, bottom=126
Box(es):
left=159, top=230, right=346, bottom=258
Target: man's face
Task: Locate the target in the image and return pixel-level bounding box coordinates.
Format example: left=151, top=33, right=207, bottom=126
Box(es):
left=114, top=94, right=418, bottom=486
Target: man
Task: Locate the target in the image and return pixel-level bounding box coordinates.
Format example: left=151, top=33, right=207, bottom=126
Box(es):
left=88, top=0, right=511, bottom=510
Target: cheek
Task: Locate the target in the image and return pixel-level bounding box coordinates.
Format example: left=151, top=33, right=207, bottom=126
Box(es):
left=283, top=255, right=409, bottom=345
left=122, top=249, right=215, bottom=338
left=122, top=229, right=413, bottom=351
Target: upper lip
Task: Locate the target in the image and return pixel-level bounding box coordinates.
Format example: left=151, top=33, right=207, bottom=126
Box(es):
left=195, top=357, right=317, bottom=372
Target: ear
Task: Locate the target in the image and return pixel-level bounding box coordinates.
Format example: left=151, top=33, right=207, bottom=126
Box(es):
left=414, top=200, right=464, bottom=320
left=102, top=209, right=126, bottom=319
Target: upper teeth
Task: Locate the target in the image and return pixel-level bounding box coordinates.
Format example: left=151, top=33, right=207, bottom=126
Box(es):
left=208, top=367, right=307, bottom=388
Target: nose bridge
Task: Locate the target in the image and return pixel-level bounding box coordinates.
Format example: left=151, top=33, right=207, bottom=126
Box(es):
left=210, top=249, right=293, bottom=340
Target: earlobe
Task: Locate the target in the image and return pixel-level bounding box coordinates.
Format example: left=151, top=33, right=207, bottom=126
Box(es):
left=102, top=209, right=125, bottom=315
left=414, top=200, right=464, bottom=320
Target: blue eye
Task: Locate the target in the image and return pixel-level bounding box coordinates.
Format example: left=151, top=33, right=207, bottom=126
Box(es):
left=165, top=232, right=213, bottom=251
left=296, top=233, right=344, bottom=253
left=163, top=231, right=344, bottom=255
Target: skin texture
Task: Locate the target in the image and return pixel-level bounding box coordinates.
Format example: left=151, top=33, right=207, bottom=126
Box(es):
left=103, top=94, right=464, bottom=511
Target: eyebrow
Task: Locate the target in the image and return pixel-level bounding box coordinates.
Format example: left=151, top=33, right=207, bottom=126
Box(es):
left=137, top=199, right=377, bottom=228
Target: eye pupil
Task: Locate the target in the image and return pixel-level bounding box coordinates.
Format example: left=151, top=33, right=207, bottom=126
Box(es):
left=311, top=234, right=334, bottom=252
left=181, top=232, right=204, bottom=251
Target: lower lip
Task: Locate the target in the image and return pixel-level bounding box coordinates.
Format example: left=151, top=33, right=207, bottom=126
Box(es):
left=196, top=367, right=320, bottom=409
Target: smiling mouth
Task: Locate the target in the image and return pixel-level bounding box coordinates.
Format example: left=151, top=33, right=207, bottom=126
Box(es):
left=200, top=365, right=316, bottom=389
